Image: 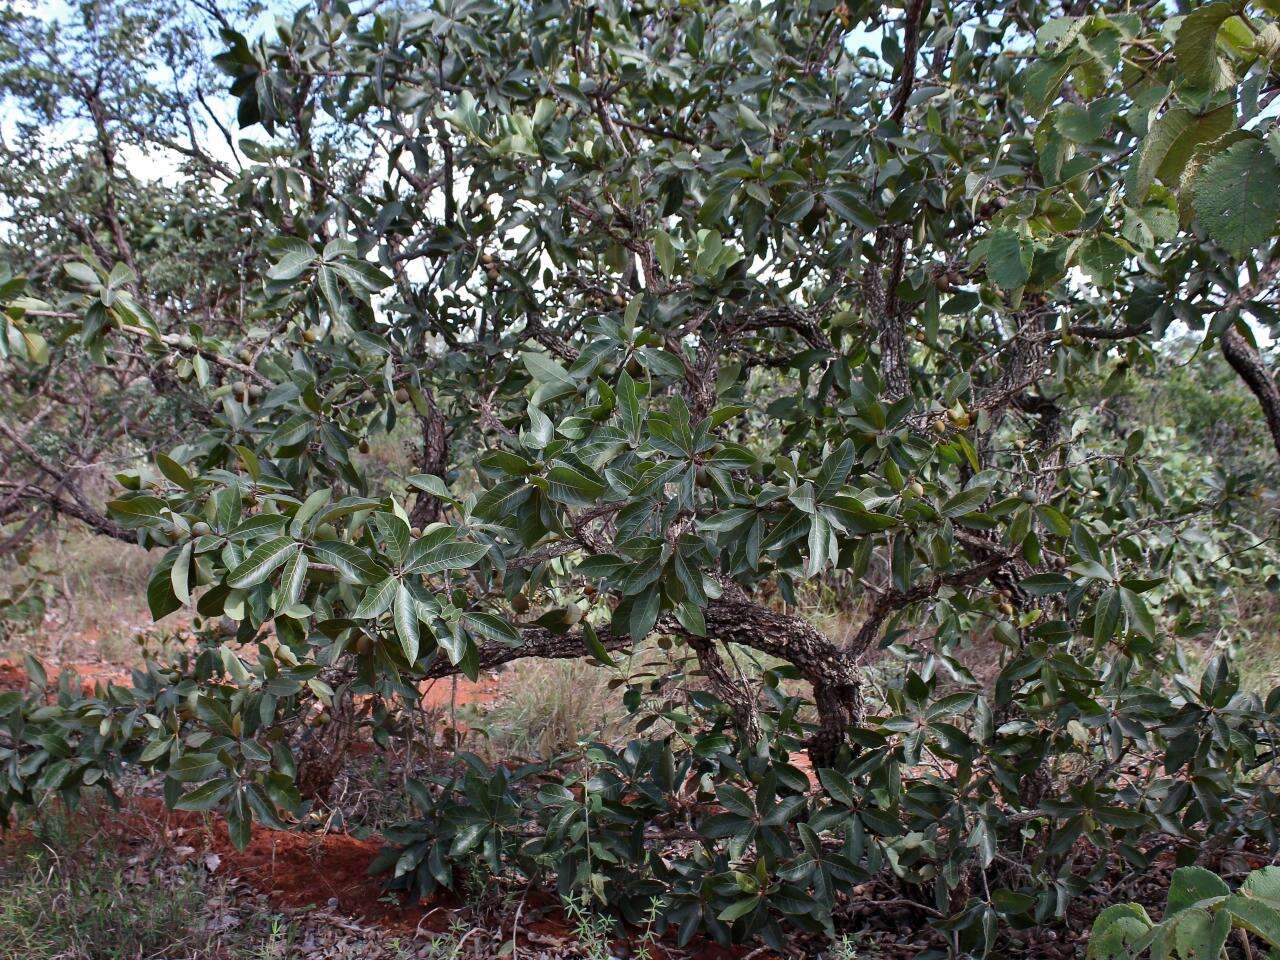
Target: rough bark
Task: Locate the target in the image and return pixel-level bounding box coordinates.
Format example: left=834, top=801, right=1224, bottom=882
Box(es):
left=688, top=635, right=763, bottom=745
left=425, top=595, right=861, bottom=767
left=408, top=390, right=448, bottom=528
left=1221, top=324, right=1280, bottom=459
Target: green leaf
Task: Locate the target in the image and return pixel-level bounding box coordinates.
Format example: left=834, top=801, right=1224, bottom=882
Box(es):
left=393, top=582, right=420, bottom=664
left=354, top=577, right=398, bottom=619
left=148, top=548, right=182, bottom=620
left=1020, top=573, right=1072, bottom=596
left=1168, top=866, right=1231, bottom=914
left=717, top=896, right=761, bottom=923
left=1087, top=903, right=1153, bottom=960
left=308, top=540, right=385, bottom=584
left=1224, top=894, right=1280, bottom=947
left=1126, top=106, right=1235, bottom=204
left=226, top=537, right=297, bottom=589
left=1241, top=866, right=1280, bottom=906
left=404, top=539, right=489, bottom=575
left=277, top=548, right=309, bottom=609
left=547, top=462, right=606, bottom=506
left=267, top=238, right=317, bottom=280
left=986, top=229, right=1033, bottom=290
left=941, top=485, right=993, bottom=518
left=1193, top=140, right=1280, bottom=257
left=1175, top=2, right=1237, bottom=91
left=155, top=453, right=194, bottom=490
left=461, top=611, right=521, bottom=646
left=170, top=541, right=193, bottom=606
left=174, top=777, right=236, bottom=811
left=1170, top=908, right=1231, bottom=960
left=581, top=621, right=616, bottom=666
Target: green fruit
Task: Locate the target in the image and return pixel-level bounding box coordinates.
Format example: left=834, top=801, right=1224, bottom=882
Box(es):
left=191, top=521, right=211, bottom=536
left=562, top=600, right=583, bottom=627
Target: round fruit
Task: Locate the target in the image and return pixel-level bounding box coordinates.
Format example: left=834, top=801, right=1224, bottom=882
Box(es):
left=511, top=594, right=530, bottom=614
left=562, top=601, right=584, bottom=627
left=395, top=387, right=410, bottom=404
left=358, top=439, right=370, bottom=454
left=192, top=521, right=211, bottom=537
left=906, top=480, right=925, bottom=499
left=410, top=527, right=423, bottom=538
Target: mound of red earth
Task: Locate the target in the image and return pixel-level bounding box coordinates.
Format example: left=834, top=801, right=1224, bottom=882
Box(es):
left=0, top=660, right=23, bottom=692
left=114, top=799, right=746, bottom=958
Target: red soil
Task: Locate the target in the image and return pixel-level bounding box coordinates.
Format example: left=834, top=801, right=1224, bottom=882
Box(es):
left=420, top=673, right=501, bottom=709
left=1, top=658, right=750, bottom=956
left=0, top=661, right=23, bottom=692
left=125, top=797, right=453, bottom=934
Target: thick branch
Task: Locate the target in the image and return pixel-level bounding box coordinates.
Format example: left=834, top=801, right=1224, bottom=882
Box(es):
left=1221, top=324, right=1280, bottom=458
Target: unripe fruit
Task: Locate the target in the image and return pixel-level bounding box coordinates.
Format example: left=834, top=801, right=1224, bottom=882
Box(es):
left=192, top=521, right=211, bottom=537
left=562, top=600, right=584, bottom=627
left=906, top=480, right=925, bottom=499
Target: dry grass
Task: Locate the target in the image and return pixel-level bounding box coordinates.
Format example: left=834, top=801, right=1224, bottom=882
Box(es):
left=470, top=659, right=624, bottom=762
left=0, top=524, right=156, bottom=665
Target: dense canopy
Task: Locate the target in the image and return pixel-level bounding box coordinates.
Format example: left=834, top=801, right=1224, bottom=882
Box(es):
left=3, top=0, right=1280, bottom=954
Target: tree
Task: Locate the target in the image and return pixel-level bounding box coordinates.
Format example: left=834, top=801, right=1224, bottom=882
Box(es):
left=3, top=0, right=1280, bottom=953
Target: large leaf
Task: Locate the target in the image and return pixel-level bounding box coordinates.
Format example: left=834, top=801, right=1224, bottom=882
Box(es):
left=308, top=540, right=385, bottom=584
left=1174, top=2, right=1237, bottom=91
left=226, top=537, right=297, bottom=589
left=404, top=539, right=489, bottom=575
left=1126, top=105, right=1234, bottom=204
left=1193, top=140, right=1280, bottom=257
left=393, top=582, right=420, bottom=664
